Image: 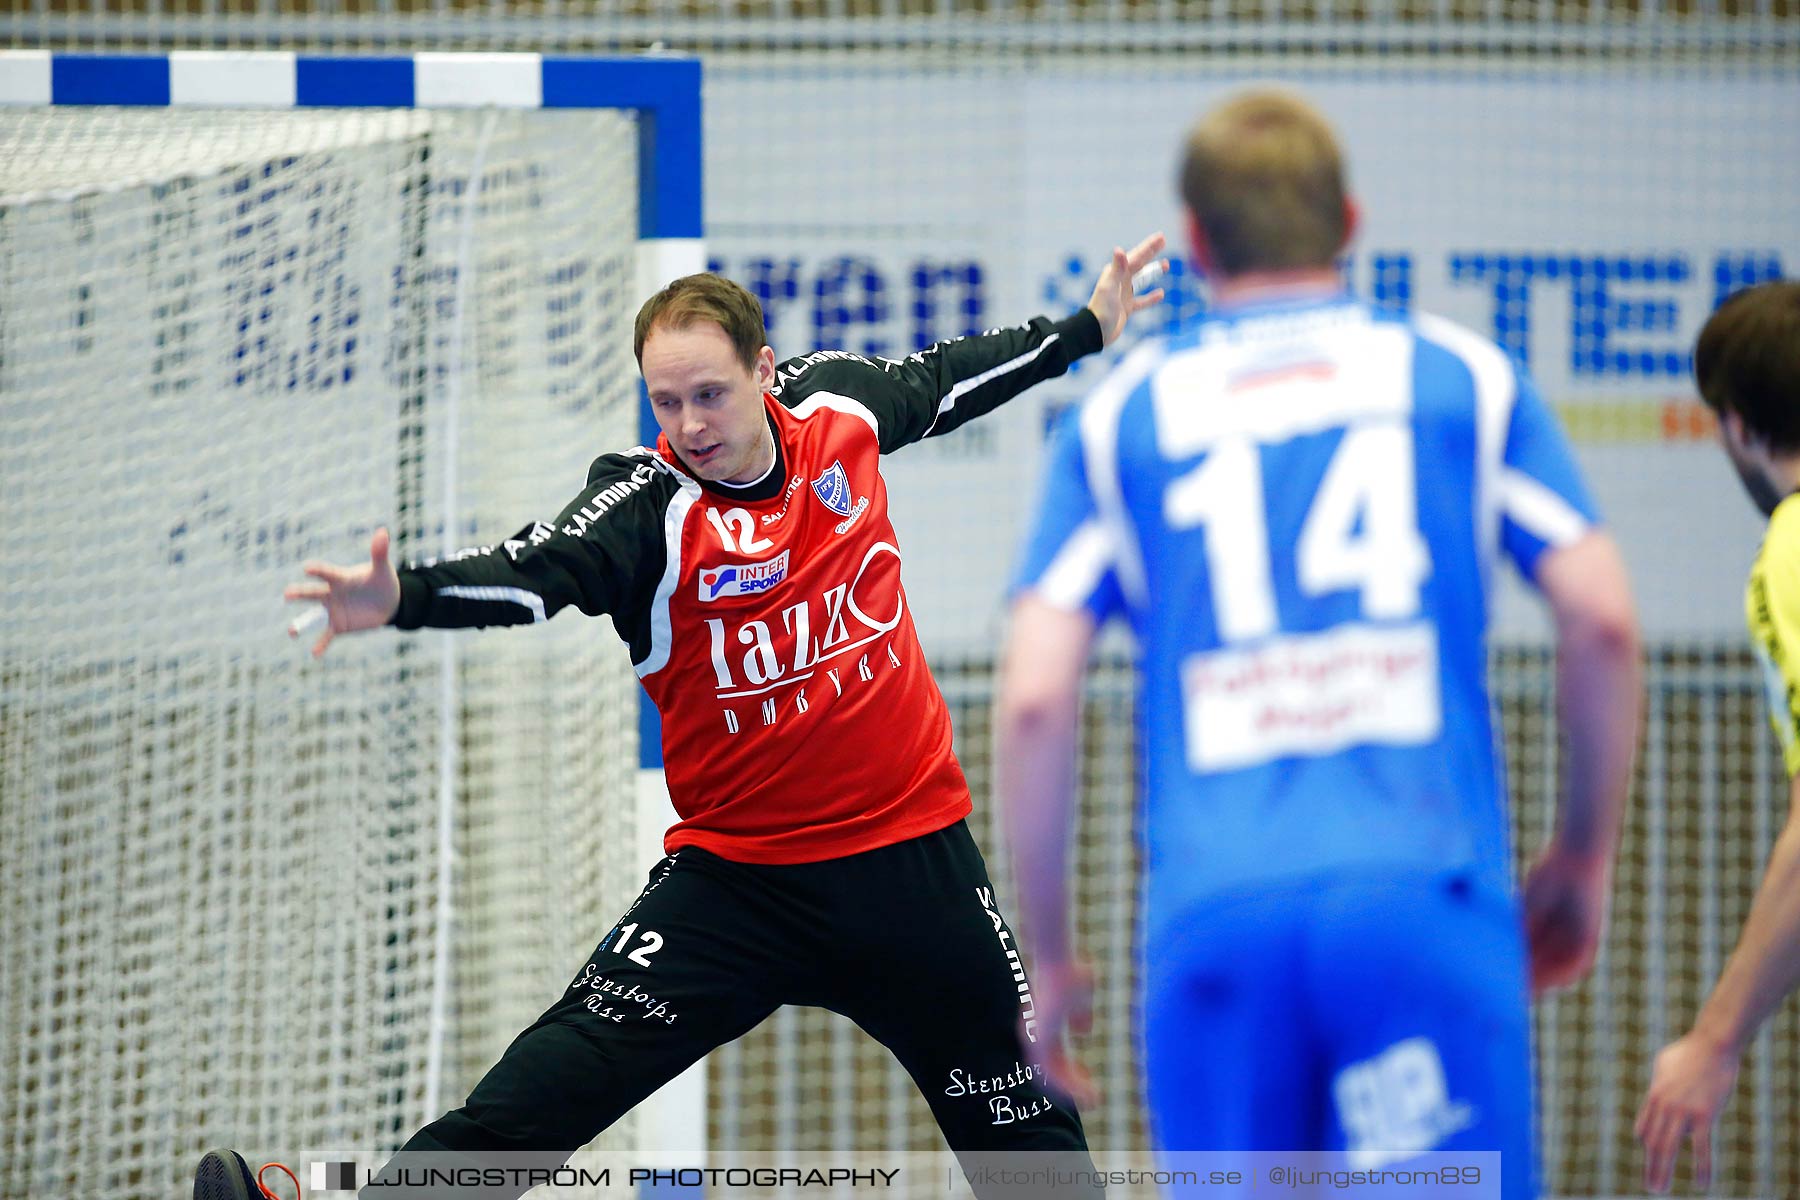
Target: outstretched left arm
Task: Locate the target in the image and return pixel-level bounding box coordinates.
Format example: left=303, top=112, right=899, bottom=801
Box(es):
left=771, top=233, right=1166, bottom=453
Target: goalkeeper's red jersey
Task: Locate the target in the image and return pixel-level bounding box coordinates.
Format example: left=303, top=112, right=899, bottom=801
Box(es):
left=392, top=309, right=1102, bottom=863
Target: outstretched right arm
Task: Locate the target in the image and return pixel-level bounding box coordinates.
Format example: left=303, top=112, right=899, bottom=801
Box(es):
left=1478, top=357, right=1641, bottom=994
left=283, top=526, right=404, bottom=658
left=284, top=453, right=674, bottom=657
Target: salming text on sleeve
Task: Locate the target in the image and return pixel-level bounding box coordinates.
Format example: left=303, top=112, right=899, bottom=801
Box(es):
left=768, top=309, right=1102, bottom=452
left=390, top=450, right=678, bottom=662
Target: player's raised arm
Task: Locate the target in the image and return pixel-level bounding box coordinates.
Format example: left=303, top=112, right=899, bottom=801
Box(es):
left=770, top=233, right=1167, bottom=453
left=284, top=454, right=675, bottom=658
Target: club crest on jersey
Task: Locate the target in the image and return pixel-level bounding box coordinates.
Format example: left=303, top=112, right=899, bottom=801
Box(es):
left=698, top=550, right=791, bottom=602
left=812, top=461, right=854, bottom=517
left=812, top=460, right=871, bottom=534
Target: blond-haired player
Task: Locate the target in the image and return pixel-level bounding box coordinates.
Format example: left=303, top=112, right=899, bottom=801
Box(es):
left=999, top=89, right=1642, bottom=1197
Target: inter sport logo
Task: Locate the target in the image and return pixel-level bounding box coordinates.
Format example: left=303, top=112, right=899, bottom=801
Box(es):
left=699, top=550, right=791, bottom=602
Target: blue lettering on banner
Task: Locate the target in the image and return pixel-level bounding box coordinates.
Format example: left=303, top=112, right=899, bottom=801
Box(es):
left=220, top=175, right=362, bottom=396
left=739, top=256, right=805, bottom=343
left=542, top=259, right=589, bottom=379
left=1449, top=253, right=1692, bottom=376
left=1046, top=250, right=1435, bottom=363
left=1713, top=253, right=1785, bottom=307
left=542, top=255, right=620, bottom=416
left=167, top=491, right=319, bottom=569
left=167, top=510, right=482, bottom=572
left=710, top=255, right=989, bottom=355
left=709, top=249, right=1787, bottom=386
left=911, top=260, right=987, bottom=349
left=1371, top=252, right=1415, bottom=311
left=812, top=255, right=891, bottom=357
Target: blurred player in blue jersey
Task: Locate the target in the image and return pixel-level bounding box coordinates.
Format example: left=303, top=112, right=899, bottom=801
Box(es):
left=996, top=90, right=1642, bottom=1195
left=1635, top=280, right=1800, bottom=1194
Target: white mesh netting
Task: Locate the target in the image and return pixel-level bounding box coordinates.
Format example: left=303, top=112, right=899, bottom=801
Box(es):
left=0, top=104, right=643, bottom=1197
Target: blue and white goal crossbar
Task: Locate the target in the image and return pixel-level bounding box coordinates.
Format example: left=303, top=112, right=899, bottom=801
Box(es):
left=0, top=50, right=700, bottom=248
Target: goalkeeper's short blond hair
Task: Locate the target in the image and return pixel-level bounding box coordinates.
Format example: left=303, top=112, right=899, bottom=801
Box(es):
left=634, top=272, right=767, bottom=373
left=1179, top=89, right=1349, bottom=277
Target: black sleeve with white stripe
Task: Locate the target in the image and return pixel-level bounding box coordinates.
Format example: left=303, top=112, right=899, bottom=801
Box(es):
left=770, top=309, right=1104, bottom=453
left=390, top=453, right=675, bottom=635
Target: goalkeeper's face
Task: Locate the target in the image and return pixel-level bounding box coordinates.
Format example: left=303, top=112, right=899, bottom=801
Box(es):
left=641, top=321, right=779, bottom=484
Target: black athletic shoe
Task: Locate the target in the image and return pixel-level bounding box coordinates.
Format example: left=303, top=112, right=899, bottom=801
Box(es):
left=193, top=1149, right=259, bottom=1200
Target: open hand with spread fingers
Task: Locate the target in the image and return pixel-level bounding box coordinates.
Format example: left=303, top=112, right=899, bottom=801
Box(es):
left=1088, top=232, right=1169, bottom=346
left=283, top=527, right=402, bottom=658
left=1635, top=1030, right=1740, bottom=1194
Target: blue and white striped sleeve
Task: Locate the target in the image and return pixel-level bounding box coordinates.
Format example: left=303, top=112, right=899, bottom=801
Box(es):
left=1498, top=368, right=1600, bottom=582
left=1011, top=407, right=1125, bottom=624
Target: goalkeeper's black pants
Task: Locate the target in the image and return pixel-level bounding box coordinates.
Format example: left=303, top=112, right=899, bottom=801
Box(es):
left=365, top=819, right=1099, bottom=1198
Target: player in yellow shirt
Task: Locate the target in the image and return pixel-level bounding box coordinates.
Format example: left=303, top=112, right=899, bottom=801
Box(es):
left=1746, top=502, right=1800, bottom=776
left=1637, top=279, right=1800, bottom=1192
